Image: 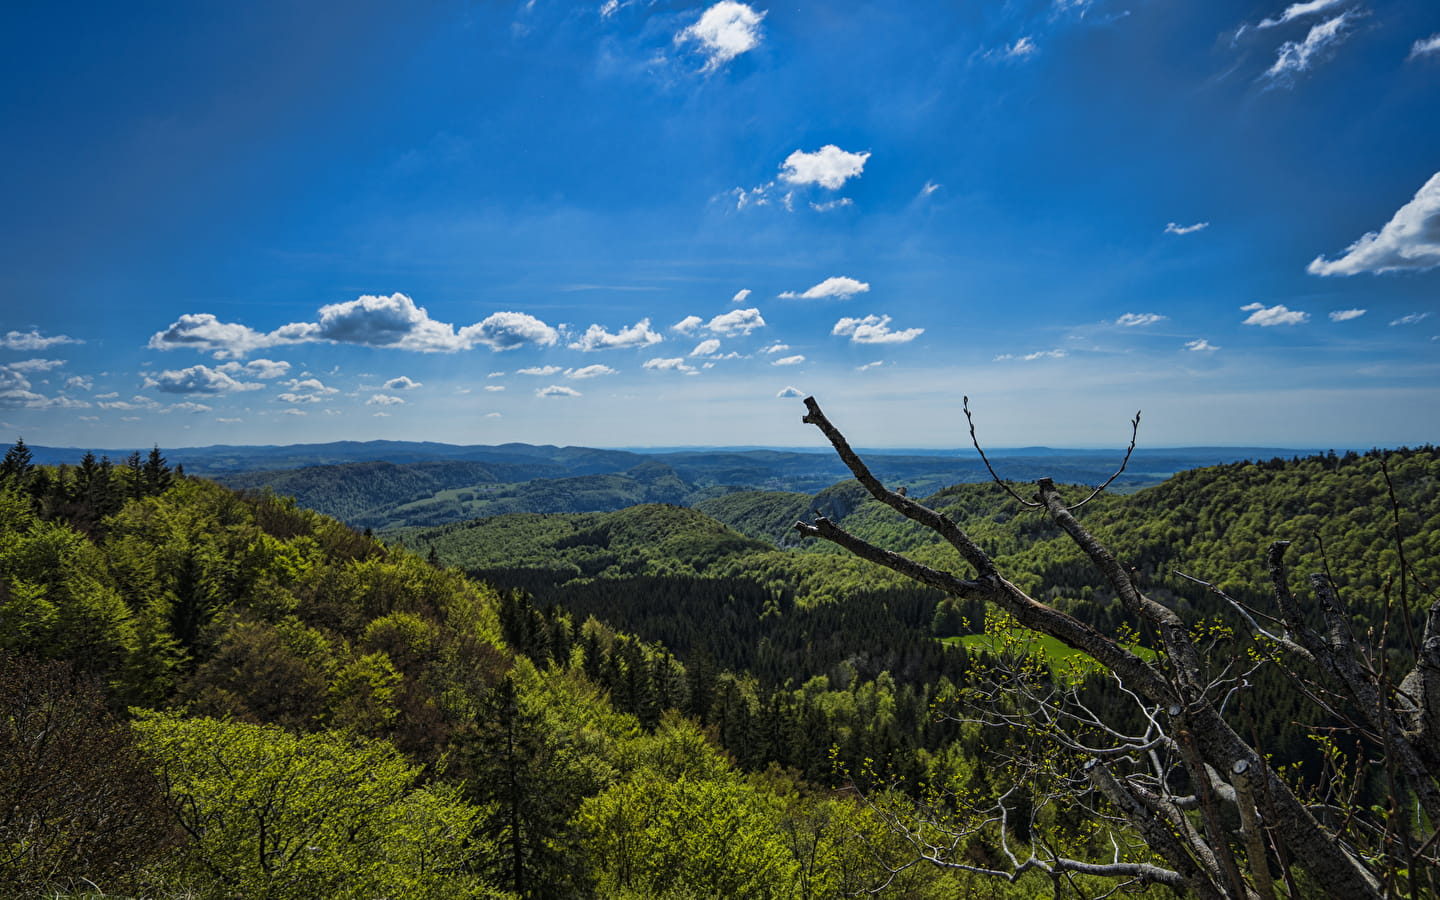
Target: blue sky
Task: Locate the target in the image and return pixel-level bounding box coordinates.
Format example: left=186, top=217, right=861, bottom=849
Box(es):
left=2, top=0, right=1437, bottom=450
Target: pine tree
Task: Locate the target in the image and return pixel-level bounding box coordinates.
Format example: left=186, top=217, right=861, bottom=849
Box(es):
left=1, top=437, right=34, bottom=485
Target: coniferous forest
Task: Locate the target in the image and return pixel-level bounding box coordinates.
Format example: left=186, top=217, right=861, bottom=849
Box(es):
left=2, top=436, right=1438, bottom=898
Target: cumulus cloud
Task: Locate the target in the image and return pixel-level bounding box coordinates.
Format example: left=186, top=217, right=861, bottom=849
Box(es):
left=566, top=364, right=617, bottom=379
left=1116, top=313, right=1167, bottom=327
left=772, top=355, right=805, bottom=366
left=1391, top=312, right=1432, bottom=326
left=537, top=385, right=582, bottom=398
left=463, top=311, right=560, bottom=351
left=1, top=330, right=82, bottom=351
left=1329, top=308, right=1366, bottom=322
left=518, top=365, right=564, bottom=376
left=151, top=301, right=558, bottom=358
left=65, top=375, right=93, bottom=391
left=776, top=386, right=805, bottom=399
left=367, top=394, right=405, bottom=406
left=690, top=339, right=721, bottom=357
left=1185, top=339, right=1220, bottom=352
left=1258, top=0, right=1345, bottom=29
left=672, top=315, right=703, bottom=334
left=642, top=357, right=696, bottom=374
left=283, top=378, right=339, bottom=395
left=832, top=315, right=923, bottom=344
left=166, top=401, right=212, bottom=414
left=383, top=376, right=423, bottom=390
left=1411, top=34, right=1440, bottom=60
left=568, top=319, right=663, bottom=351
left=1241, top=303, right=1310, bottom=326
left=97, top=396, right=159, bottom=411
left=1165, top=221, right=1209, bottom=235
left=780, top=276, right=870, bottom=300
left=148, top=314, right=280, bottom=359
left=677, top=1, right=765, bottom=72
left=218, top=359, right=291, bottom=379
left=706, top=308, right=766, bottom=336
left=732, top=288, right=751, bottom=303
left=144, top=365, right=265, bottom=394
left=1264, top=13, right=1353, bottom=82
left=1308, top=172, right=1440, bottom=275
left=779, top=145, right=871, bottom=190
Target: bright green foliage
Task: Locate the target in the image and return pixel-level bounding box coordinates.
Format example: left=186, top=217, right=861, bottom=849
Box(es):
left=132, top=712, right=501, bottom=899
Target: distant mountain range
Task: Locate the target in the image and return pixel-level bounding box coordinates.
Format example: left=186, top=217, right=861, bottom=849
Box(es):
left=20, top=439, right=1329, bottom=531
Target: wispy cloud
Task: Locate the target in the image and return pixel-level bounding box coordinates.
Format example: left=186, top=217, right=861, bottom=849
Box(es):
left=677, top=2, right=766, bottom=73
left=832, top=315, right=923, bottom=344
left=1263, top=13, right=1354, bottom=84
left=780, top=276, right=870, bottom=300
left=1411, top=34, right=1440, bottom=60
left=567, top=364, right=617, bottom=379
left=643, top=357, right=696, bottom=374
left=1257, top=0, right=1345, bottom=29
left=1241, top=302, right=1310, bottom=326
left=1116, top=313, right=1167, bottom=327
left=367, top=393, right=405, bottom=406
left=1165, top=221, right=1209, bottom=235
left=1390, top=312, right=1432, bottom=326
left=1308, top=172, right=1440, bottom=275
left=731, top=288, right=751, bottom=304
left=857, top=360, right=883, bottom=371
left=518, top=366, right=563, bottom=376
left=537, top=385, right=582, bottom=398
left=1329, top=308, right=1366, bottom=322
left=1185, top=339, right=1220, bottom=352
left=771, top=355, right=805, bottom=366
left=1, top=330, right=82, bottom=351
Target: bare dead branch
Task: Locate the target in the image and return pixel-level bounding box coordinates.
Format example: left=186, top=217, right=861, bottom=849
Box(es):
left=1070, top=410, right=1142, bottom=510
left=962, top=395, right=1041, bottom=508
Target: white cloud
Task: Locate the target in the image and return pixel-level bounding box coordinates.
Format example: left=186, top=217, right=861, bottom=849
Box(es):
left=1391, top=312, right=1432, bottom=326
left=461, top=311, right=560, bottom=351
left=148, top=314, right=280, bottom=359
left=308, top=294, right=467, bottom=352
left=1258, top=0, right=1345, bottom=29
left=706, top=308, right=766, bottom=336
left=568, top=318, right=663, bottom=351
left=811, top=198, right=853, bottom=212
left=1116, top=313, right=1167, bottom=327
left=599, top=0, right=620, bottom=18
left=484, top=385, right=505, bottom=392
left=518, top=365, right=564, bottom=376
left=218, top=358, right=291, bottom=379
left=1264, top=13, right=1353, bottom=82
left=283, top=378, right=339, bottom=395
left=1308, top=172, right=1440, bottom=275
left=566, top=364, right=617, bottom=379
left=832, top=314, right=924, bottom=344
left=1329, top=308, right=1366, bottom=322
left=776, top=386, right=805, bottom=399
left=779, top=145, right=870, bottom=190
left=919, top=181, right=941, bottom=198
left=6, top=358, right=65, bottom=373
left=1241, top=303, right=1310, bottom=326
left=1, top=330, right=82, bottom=351
left=97, top=396, right=159, bottom=411
left=383, top=375, right=423, bottom=390
left=65, top=375, right=93, bottom=391
left=1022, top=349, right=1068, bottom=361
left=1185, top=339, right=1220, bottom=352
left=167, top=401, right=212, bottom=414
left=1004, top=36, right=1037, bottom=58
left=772, top=355, right=805, bottom=366
left=537, top=385, right=582, bottom=398
left=731, top=288, right=751, bottom=303
left=690, top=339, right=721, bottom=357
left=762, top=342, right=790, bottom=354
left=780, top=276, right=870, bottom=300
left=367, top=393, right=405, bottom=406
left=1411, top=34, right=1440, bottom=60
left=1165, top=221, right=1209, bottom=235
left=283, top=409, right=308, bottom=417
left=144, top=365, right=265, bottom=394
left=677, top=1, right=765, bottom=72
left=642, top=357, right=696, bottom=373
left=857, top=360, right=883, bottom=371
left=487, top=371, right=504, bottom=378
left=277, top=393, right=325, bottom=404
left=672, top=315, right=704, bottom=334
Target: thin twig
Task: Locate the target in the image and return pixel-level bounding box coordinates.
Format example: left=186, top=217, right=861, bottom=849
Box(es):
left=1071, top=411, right=1142, bottom=510
left=963, top=395, right=1041, bottom=507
